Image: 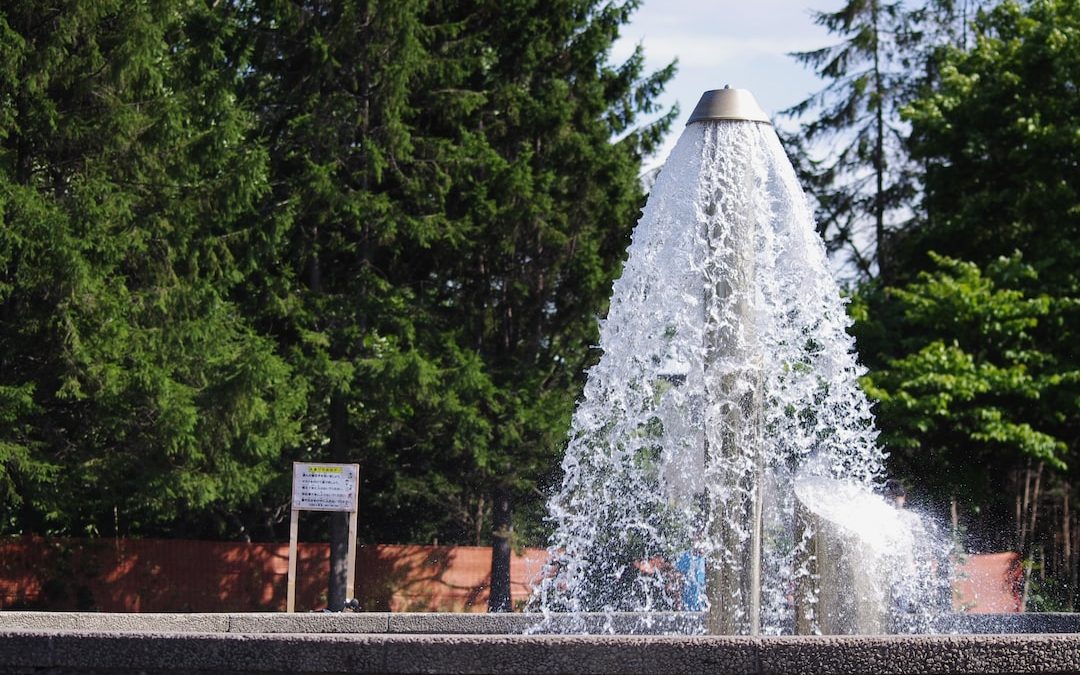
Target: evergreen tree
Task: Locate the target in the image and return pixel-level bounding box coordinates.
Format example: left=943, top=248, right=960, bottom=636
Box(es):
left=414, top=0, right=675, bottom=610
left=235, top=0, right=476, bottom=607
left=1, top=0, right=674, bottom=615
left=0, top=1, right=303, bottom=537
left=238, top=0, right=671, bottom=546
left=787, top=0, right=928, bottom=281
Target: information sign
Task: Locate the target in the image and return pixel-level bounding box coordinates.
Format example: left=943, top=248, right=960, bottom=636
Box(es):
left=287, top=462, right=360, bottom=612
left=292, top=462, right=359, bottom=512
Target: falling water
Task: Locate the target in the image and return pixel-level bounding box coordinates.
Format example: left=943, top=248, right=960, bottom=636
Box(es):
left=531, top=102, right=950, bottom=634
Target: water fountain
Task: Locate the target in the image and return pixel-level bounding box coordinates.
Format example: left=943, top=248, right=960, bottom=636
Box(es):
left=2, top=87, right=1078, bottom=674
left=531, top=87, right=950, bottom=635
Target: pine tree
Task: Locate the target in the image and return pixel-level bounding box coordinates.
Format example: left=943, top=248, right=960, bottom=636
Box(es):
left=237, top=3, right=673, bottom=616
left=787, top=0, right=924, bottom=282
left=236, top=0, right=464, bottom=608
left=0, top=1, right=303, bottom=536
left=414, top=0, right=676, bottom=610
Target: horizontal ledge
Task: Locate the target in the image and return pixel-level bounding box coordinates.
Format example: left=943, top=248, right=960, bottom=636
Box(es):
left=1, top=629, right=1079, bottom=674
left=0, top=610, right=1077, bottom=634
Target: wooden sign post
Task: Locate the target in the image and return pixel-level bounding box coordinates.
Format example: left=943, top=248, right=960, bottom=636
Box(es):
left=287, top=462, right=360, bottom=612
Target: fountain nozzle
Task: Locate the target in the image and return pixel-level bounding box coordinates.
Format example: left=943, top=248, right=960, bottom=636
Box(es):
left=687, top=87, right=771, bottom=126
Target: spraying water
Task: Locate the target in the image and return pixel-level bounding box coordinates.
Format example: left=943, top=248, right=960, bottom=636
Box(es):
left=531, top=91, right=950, bottom=634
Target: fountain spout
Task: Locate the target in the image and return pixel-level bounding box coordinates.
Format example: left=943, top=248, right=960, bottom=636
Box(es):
left=686, top=87, right=771, bottom=126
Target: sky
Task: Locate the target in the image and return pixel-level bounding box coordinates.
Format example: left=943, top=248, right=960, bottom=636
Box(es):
left=611, top=0, right=840, bottom=171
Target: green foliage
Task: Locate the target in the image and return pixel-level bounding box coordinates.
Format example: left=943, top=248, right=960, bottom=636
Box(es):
left=0, top=0, right=672, bottom=549
left=0, top=0, right=303, bottom=537
left=903, top=0, right=1080, bottom=294
left=232, top=0, right=674, bottom=545
left=857, top=255, right=1070, bottom=508
left=233, top=0, right=456, bottom=543
left=413, top=0, right=676, bottom=543
left=886, top=0, right=1080, bottom=504
left=787, top=0, right=995, bottom=281
left=839, top=0, right=1080, bottom=603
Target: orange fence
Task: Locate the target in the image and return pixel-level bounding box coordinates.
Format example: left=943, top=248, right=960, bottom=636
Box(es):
left=953, top=551, right=1024, bottom=613
left=0, top=536, right=1021, bottom=613
left=0, top=536, right=549, bottom=613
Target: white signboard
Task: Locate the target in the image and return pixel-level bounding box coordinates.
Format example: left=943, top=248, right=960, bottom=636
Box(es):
left=291, top=462, right=359, bottom=512
left=287, top=462, right=361, bottom=611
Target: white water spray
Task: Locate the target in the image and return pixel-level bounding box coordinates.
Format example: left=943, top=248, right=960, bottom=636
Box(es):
left=532, top=94, right=949, bottom=634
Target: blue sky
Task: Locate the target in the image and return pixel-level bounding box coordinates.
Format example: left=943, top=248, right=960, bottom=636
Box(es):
left=612, top=0, right=840, bottom=170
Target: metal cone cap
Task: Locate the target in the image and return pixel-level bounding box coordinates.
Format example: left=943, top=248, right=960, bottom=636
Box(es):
left=687, top=87, right=771, bottom=125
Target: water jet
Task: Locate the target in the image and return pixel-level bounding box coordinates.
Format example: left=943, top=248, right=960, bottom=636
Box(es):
left=533, top=87, right=948, bottom=636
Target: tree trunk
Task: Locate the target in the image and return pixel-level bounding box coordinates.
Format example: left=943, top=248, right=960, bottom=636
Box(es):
left=1020, top=461, right=1044, bottom=611
left=488, top=486, right=513, bottom=612
left=1066, top=484, right=1075, bottom=611
left=872, top=0, right=888, bottom=282
left=328, top=393, right=350, bottom=611
left=475, top=494, right=485, bottom=547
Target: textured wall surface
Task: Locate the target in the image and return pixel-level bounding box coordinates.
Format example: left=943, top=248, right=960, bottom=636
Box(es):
left=1, top=612, right=1079, bottom=674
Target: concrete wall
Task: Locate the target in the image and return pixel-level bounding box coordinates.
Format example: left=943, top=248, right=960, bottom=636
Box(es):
left=2, top=628, right=1080, bottom=674
left=1, top=612, right=1079, bottom=674
left=3, top=610, right=1078, bottom=635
